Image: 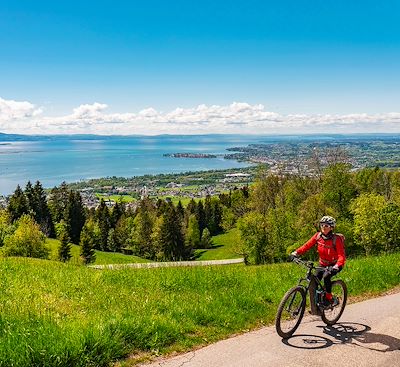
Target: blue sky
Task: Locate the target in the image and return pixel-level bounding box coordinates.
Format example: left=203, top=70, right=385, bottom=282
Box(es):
left=0, top=1, right=400, bottom=134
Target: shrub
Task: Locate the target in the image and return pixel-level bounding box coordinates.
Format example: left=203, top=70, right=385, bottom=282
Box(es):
left=2, top=215, right=49, bottom=258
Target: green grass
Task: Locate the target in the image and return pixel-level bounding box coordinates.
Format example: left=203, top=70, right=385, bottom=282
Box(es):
left=96, top=194, right=136, bottom=203
left=46, top=239, right=148, bottom=265
left=152, top=196, right=200, bottom=207
left=195, top=228, right=243, bottom=260
left=0, top=253, right=399, bottom=366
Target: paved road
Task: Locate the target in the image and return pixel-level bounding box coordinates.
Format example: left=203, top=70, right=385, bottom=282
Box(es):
left=140, top=291, right=400, bottom=367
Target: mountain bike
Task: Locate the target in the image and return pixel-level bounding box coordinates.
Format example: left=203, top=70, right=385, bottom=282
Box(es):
left=275, top=256, right=347, bottom=338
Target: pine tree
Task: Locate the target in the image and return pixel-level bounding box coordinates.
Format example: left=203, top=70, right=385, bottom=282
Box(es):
left=209, top=198, right=223, bottom=235
left=58, top=223, right=72, bottom=262
left=48, top=182, right=70, bottom=223
left=153, top=204, right=186, bottom=261
left=110, top=201, right=124, bottom=228
left=195, top=200, right=206, bottom=235
left=25, top=181, right=37, bottom=215
left=186, top=199, right=197, bottom=215
left=204, top=196, right=213, bottom=232
left=33, top=181, right=55, bottom=237
left=176, top=200, right=185, bottom=220
left=131, top=205, right=155, bottom=258
left=65, top=191, right=86, bottom=244
left=80, top=222, right=96, bottom=264
left=96, top=199, right=110, bottom=251
left=7, top=185, right=29, bottom=222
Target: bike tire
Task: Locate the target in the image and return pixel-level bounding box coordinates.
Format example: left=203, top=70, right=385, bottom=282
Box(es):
left=275, top=286, right=306, bottom=338
left=321, top=279, right=347, bottom=326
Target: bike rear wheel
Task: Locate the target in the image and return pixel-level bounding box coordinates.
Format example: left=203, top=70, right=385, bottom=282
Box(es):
left=321, top=279, right=347, bottom=325
left=275, top=286, right=306, bottom=338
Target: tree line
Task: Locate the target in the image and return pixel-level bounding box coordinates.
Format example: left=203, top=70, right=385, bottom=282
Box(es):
left=2, top=181, right=248, bottom=263
left=1, top=164, right=400, bottom=265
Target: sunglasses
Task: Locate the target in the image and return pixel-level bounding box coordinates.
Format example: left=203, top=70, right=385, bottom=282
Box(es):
left=320, top=224, right=331, bottom=228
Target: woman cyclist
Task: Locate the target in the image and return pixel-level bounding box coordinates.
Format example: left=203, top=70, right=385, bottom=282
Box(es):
left=291, top=216, right=346, bottom=306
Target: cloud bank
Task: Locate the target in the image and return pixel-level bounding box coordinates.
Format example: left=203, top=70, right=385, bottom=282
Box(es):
left=1, top=97, right=400, bottom=135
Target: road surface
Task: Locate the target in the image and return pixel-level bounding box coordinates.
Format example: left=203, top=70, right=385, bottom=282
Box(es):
left=139, top=291, right=400, bottom=367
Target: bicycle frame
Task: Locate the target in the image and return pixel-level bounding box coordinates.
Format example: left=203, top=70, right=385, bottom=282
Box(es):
left=293, top=257, right=327, bottom=315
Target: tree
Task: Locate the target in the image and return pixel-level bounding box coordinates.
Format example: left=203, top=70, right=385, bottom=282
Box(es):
left=185, top=215, right=200, bottom=248
left=237, top=212, right=269, bottom=265
left=7, top=185, right=29, bottom=222
left=107, top=228, right=121, bottom=252
left=57, top=221, right=72, bottom=262
left=95, top=199, right=111, bottom=250
left=0, top=210, right=13, bottom=247
left=33, top=181, right=55, bottom=237
left=221, top=207, right=236, bottom=232
left=80, top=220, right=97, bottom=264
left=152, top=204, right=187, bottom=261
left=200, top=227, right=213, bottom=249
left=176, top=200, right=185, bottom=220
left=296, top=193, right=334, bottom=243
left=110, top=201, right=124, bottom=228
left=350, top=193, right=387, bottom=255
left=322, top=163, right=356, bottom=219
left=250, top=173, right=284, bottom=215
left=48, top=182, right=70, bottom=223
left=376, top=203, right=400, bottom=253
left=131, top=211, right=154, bottom=257
left=2, top=215, right=49, bottom=259
left=355, top=167, right=392, bottom=200
left=130, top=202, right=156, bottom=258
left=195, top=201, right=206, bottom=234
left=65, top=191, right=86, bottom=245
left=208, top=198, right=223, bottom=235
left=25, top=181, right=37, bottom=215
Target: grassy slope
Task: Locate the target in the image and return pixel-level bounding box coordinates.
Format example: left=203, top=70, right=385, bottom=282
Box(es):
left=194, top=228, right=243, bottom=260
left=0, top=253, right=398, bottom=366
left=46, top=239, right=149, bottom=265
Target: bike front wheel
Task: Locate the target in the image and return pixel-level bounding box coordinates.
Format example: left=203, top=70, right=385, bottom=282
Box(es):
left=321, top=279, right=347, bottom=326
left=275, top=286, right=306, bottom=338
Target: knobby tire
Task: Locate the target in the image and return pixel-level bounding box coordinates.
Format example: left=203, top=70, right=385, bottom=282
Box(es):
left=275, top=286, right=306, bottom=339
left=321, top=279, right=347, bottom=325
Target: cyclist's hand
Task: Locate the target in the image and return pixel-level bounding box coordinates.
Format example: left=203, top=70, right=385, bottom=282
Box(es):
left=289, top=251, right=299, bottom=261
left=331, top=264, right=340, bottom=275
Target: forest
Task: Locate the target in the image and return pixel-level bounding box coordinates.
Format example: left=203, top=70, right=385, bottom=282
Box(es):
left=1, top=163, right=400, bottom=265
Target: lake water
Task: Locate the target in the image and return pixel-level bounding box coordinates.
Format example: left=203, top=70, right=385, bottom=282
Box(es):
left=0, top=135, right=265, bottom=194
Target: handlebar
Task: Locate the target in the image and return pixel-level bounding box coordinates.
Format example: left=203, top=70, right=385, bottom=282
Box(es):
left=291, top=256, right=335, bottom=277
left=291, top=256, right=315, bottom=269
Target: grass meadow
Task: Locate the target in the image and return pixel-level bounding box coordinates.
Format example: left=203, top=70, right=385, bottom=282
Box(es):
left=0, top=252, right=399, bottom=366
left=46, top=239, right=149, bottom=265
left=194, top=228, right=243, bottom=260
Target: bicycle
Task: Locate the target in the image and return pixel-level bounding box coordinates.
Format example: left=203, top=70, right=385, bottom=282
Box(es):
left=275, top=256, right=348, bottom=339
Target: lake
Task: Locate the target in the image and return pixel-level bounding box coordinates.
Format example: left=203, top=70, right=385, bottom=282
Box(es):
left=0, top=134, right=263, bottom=194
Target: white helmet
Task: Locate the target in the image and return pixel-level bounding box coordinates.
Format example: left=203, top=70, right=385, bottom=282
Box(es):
left=320, top=216, right=336, bottom=228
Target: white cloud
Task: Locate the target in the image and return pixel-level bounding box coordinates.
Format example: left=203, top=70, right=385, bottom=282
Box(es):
left=0, top=97, right=400, bottom=135
left=0, top=97, right=42, bottom=122
left=72, top=102, right=108, bottom=118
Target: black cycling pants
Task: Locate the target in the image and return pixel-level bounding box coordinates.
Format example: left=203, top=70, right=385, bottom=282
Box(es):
left=315, top=266, right=342, bottom=294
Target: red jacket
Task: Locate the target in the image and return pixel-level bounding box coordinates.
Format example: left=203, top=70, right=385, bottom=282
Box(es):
left=296, top=232, right=346, bottom=267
